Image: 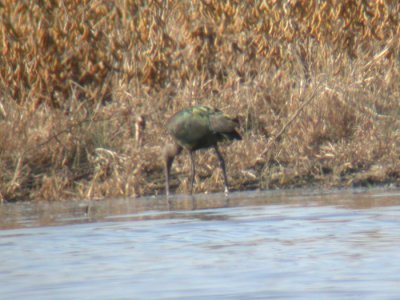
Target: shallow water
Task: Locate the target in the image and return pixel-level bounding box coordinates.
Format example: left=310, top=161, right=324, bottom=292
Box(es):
left=1, top=188, right=400, bottom=299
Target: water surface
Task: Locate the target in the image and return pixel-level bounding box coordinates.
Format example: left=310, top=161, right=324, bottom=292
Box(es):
left=1, top=188, right=400, bottom=299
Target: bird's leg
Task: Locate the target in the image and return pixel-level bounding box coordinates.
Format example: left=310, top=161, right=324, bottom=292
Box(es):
left=165, top=164, right=171, bottom=197
left=189, top=151, right=196, bottom=195
left=214, top=144, right=229, bottom=195
left=163, top=143, right=182, bottom=196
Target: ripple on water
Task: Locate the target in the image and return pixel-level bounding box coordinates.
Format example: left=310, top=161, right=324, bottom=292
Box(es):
left=1, top=188, right=400, bottom=299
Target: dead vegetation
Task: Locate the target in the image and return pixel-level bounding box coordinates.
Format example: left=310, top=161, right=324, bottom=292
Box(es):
left=1, top=0, right=400, bottom=201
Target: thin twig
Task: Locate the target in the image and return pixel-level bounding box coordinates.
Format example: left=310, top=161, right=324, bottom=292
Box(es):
left=259, top=87, right=320, bottom=158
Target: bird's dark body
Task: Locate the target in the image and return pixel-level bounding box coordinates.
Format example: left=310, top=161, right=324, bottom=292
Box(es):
left=163, top=106, right=241, bottom=196
left=166, top=106, right=241, bottom=151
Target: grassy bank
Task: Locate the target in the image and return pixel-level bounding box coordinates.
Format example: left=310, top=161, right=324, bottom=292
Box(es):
left=1, top=0, right=400, bottom=201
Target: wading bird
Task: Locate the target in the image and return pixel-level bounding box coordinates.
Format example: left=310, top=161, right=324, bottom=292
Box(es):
left=163, top=106, right=241, bottom=196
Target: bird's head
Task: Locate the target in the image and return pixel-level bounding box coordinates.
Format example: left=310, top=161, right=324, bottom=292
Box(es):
left=162, top=143, right=183, bottom=167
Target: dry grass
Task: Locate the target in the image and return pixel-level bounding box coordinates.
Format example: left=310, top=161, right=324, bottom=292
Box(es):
left=1, top=0, right=400, bottom=201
